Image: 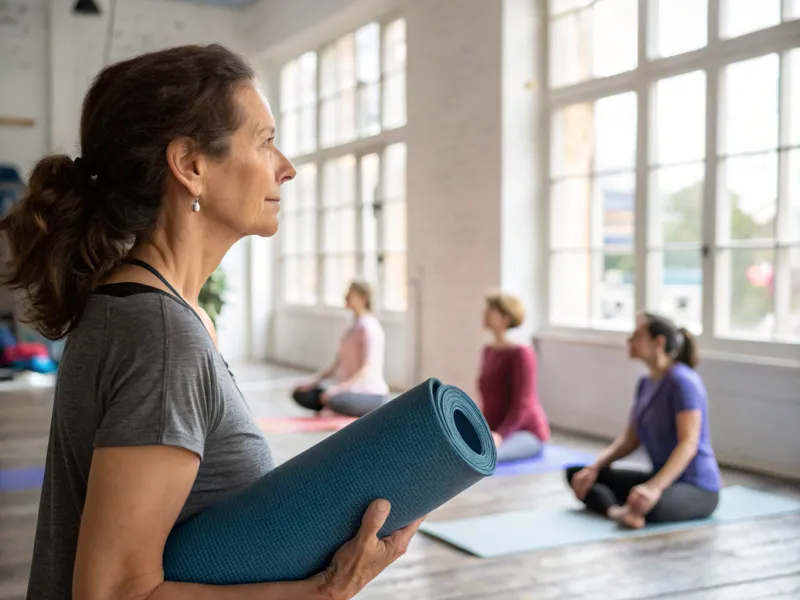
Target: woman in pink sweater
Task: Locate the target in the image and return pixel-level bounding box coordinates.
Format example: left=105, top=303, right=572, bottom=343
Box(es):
left=478, top=293, right=550, bottom=462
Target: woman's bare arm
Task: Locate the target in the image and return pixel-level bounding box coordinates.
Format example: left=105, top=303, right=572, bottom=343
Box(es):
left=73, top=445, right=321, bottom=600
left=592, top=423, right=640, bottom=469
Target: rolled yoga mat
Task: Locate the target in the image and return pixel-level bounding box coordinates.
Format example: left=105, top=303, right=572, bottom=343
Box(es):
left=163, top=377, right=496, bottom=584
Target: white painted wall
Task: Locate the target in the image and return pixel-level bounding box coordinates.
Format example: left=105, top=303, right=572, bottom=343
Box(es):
left=244, top=0, right=800, bottom=480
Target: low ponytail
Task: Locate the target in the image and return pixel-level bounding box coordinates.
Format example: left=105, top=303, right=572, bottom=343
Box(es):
left=0, top=155, right=131, bottom=339
left=674, top=327, right=699, bottom=368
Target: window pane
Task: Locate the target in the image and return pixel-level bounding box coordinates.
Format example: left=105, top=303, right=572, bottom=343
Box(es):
left=321, top=47, right=337, bottom=97
left=280, top=212, right=299, bottom=254
left=721, top=0, right=781, bottom=39
left=648, top=249, right=703, bottom=333
left=551, top=103, right=593, bottom=177
left=337, top=34, right=356, bottom=90
left=323, top=155, right=356, bottom=208
left=280, top=61, right=298, bottom=110
left=357, top=83, right=381, bottom=138
left=551, top=178, right=591, bottom=249
left=382, top=253, right=407, bottom=311
left=595, top=250, right=635, bottom=329
left=723, top=54, right=779, bottom=154
left=299, top=105, right=316, bottom=155
left=383, top=72, right=406, bottom=129
left=284, top=257, right=317, bottom=305
left=383, top=143, right=406, bottom=199
left=651, top=0, right=707, bottom=59
left=339, top=88, right=356, bottom=143
left=651, top=164, right=704, bottom=245
left=383, top=19, right=406, bottom=73
left=356, top=23, right=380, bottom=84
left=720, top=153, right=778, bottom=242
left=654, top=71, right=706, bottom=164
left=549, top=0, right=637, bottom=88
left=300, top=211, right=317, bottom=254
left=789, top=49, right=800, bottom=146
left=595, top=92, right=637, bottom=172
left=382, top=201, right=406, bottom=253
left=593, top=0, right=638, bottom=78
left=323, top=208, right=357, bottom=253
left=298, top=52, right=317, bottom=106
left=324, top=255, right=357, bottom=306
left=718, top=248, right=775, bottom=337
left=550, top=251, right=590, bottom=326
left=789, top=0, right=800, bottom=19
left=788, top=150, right=800, bottom=241
left=598, top=173, right=635, bottom=250
left=549, top=9, right=592, bottom=87
left=296, top=164, right=317, bottom=210
left=320, top=99, right=337, bottom=148
left=281, top=111, right=298, bottom=158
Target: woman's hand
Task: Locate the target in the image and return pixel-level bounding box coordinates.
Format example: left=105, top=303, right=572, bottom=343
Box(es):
left=570, top=465, right=598, bottom=500
left=312, top=499, right=425, bottom=600
left=491, top=431, right=503, bottom=448
left=625, top=483, right=662, bottom=516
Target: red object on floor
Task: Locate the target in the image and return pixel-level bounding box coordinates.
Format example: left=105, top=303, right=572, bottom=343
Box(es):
left=257, top=416, right=356, bottom=434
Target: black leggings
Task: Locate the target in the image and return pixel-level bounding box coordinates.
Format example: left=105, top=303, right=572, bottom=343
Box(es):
left=565, top=466, right=719, bottom=523
left=292, top=386, right=388, bottom=418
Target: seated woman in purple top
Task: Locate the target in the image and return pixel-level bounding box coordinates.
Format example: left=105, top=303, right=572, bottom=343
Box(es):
left=566, top=312, right=722, bottom=529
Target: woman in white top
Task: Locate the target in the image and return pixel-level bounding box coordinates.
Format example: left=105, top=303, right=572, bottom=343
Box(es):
left=293, top=280, right=390, bottom=417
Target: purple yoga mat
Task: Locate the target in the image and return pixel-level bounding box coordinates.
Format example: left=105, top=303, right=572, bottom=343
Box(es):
left=0, top=466, right=45, bottom=492
left=493, top=444, right=595, bottom=476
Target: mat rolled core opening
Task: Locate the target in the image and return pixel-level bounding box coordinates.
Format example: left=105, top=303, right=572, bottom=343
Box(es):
left=453, top=408, right=483, bottom=455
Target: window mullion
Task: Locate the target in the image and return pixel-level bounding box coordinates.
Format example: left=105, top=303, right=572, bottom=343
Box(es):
left=702, top=59, right=721, bottom=343
left=634, top=0, right=649, bottom=316
left=774, top=49, right=792, bottom=337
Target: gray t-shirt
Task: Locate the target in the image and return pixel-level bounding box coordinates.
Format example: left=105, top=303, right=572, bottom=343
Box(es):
left=26, top=284, right=275, bottom=599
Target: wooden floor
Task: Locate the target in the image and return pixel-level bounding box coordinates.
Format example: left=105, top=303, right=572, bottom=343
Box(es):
left=1, top=364, right=799, bottom=599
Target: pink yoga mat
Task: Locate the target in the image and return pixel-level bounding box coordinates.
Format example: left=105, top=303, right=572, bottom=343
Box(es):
left=257, top=416, right=356, bottom=434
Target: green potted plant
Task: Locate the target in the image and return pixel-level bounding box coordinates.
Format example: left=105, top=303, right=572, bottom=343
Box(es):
left=199, top=266, right=227, bottom=327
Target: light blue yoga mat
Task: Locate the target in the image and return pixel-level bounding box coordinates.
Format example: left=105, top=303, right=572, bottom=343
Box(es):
left=420, top=485, right=800, bottom=558
left=163, top=378, right=496, bottom=584
left=493, top=444, right=595, bottom=476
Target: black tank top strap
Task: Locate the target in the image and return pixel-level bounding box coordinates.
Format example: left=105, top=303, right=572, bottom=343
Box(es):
left=123, top=258, right=205, bottom=327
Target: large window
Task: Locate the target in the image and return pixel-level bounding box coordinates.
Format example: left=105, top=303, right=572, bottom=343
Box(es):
left=279, top=18, right=407, bottom=312
left=546, top=0, right=800, bottom=350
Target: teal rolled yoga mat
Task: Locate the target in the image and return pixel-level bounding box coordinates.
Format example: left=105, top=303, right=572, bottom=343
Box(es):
left=163, top=377, right=496, bottom=584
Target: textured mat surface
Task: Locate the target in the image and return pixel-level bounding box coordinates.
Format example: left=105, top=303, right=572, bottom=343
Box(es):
left=163, top=378, right=496, bottom=584
left=257, top=415, right=356, bottom=433
left=420, top=485, right=800, bottom=558
left=493, top=444, right=595, bottom=476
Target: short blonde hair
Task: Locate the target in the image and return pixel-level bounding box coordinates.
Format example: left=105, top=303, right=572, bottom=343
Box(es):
left=485, top=293, right=525, bottom=329
left=348, top=280, right=373, bottom=311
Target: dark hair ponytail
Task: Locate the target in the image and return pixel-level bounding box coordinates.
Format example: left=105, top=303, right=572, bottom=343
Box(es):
left=0, top=155, right=131, bottom=339
left=0, top=44, right=253, bottom=340
left=674, top=326, right=699, bottom=368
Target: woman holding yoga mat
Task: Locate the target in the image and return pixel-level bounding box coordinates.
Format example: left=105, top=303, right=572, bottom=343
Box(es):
left=566, top=312, right=722, bottom=529
left=292, top=280, right=390, bottom=417
left=478, top=293, right=550, bottom=462
left=6, top=45, right=422, bottom=600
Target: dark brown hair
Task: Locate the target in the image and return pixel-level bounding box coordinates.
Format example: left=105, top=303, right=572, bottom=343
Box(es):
left=642, top=311, right=699, bottom=368
left=0, top=44, right=253, bottom=339
left=349, top=280, right=373, bottom=311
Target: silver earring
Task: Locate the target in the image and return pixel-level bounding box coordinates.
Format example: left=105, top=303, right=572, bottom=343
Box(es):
left=191, top=197, right=200, bottom=213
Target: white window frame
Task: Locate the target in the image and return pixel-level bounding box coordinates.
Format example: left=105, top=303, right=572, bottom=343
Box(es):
left=276, top=15, right=408, bottom=322
left=539, top=0, right=800, bottom=365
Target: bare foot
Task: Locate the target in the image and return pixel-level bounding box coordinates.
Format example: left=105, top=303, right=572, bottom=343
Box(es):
left=607, top=505, right=646, bottom=530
